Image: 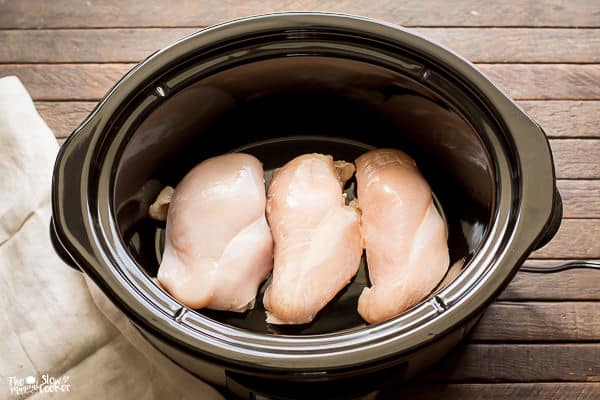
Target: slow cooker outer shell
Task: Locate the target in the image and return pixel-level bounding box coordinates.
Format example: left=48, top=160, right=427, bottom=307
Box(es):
left=137, top=315, right=481, bottom=399
left=51, top=13, right=560, bottom=375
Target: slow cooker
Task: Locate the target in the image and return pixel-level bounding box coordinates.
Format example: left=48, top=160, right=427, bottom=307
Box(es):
left=50, top=13, right=563, bottom=399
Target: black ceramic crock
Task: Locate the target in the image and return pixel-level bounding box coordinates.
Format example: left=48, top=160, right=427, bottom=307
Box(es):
left=50, top=13, right=563, bottom=399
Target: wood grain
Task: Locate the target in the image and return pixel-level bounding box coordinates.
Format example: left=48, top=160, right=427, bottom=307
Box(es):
left=0, top=64, right=132, bottom=100
left=533, top=219, right=600, bottom=259
left=480, top=64, right=600, bottom=100
left=35, top=101, right=96, bottom=138
left=416, top=28, right=600, bottom=63
left=471, top=302, right=600, bottom=342
left=2, top=28, right=600, bottom=63
left=500, top=262, right=600, bottom=301
left=1, top=0, right=599, bottom=28
left=381, top=383, right=600, bottom=400
left=3, top=64, right=599, bottom=101
left=558, top=180, right=600, bottom=218
left=0, top=28, right=197, bottom=63
left=521, top=101, right=600, bottom=139
left=551, top=140, right=600, bottom=179
left=425, top=343, right=600, bottom=382
left=40, top=100, right=600, bottom=140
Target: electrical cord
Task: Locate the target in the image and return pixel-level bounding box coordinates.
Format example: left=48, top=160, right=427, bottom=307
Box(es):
left=520, top=260, right=600, bottom=273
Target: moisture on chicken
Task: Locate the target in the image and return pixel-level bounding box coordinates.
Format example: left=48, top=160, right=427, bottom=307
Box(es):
left=263, top=154, right=362, bottom=325
left=156, top=153, right=273, bottom=312
left=355, top=149, right=449, bottom=324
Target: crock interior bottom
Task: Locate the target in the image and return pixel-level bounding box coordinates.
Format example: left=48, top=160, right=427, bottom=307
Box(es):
left=115, top=56, right=495, bottom=335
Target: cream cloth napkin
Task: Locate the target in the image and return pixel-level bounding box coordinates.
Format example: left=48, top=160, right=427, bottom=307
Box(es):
left=0, top=76, right=223, bottom=400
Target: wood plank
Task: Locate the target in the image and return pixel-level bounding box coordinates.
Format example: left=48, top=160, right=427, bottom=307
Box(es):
left=0, top=64, right=133, bottom=100
left=0, top=28, right=197, bottom=63
left=35, top=101, right=96, bottom=138
left=415, top=28, right=600, bottom=63
left=551, top=139, right=600, bottom=179
left=558, top=180, right=600, bottom=218
left=1, top=0, right=599, bottom=28
left=40, top=100, right=600, bottom=140
left=2, top=64, right=599, bottom=101
left=500, top=261, right=600, bottom=301
left=424, top=343, right=600, bottom=382
left=2, top=28, right=600, bottom=63
left=520, top=101, right=600, bottom=139
left=380, top=383, right=600, bottom=400
left=470, top=302, right=600, bottom=342
left=479, top=64, right=600, bottom=100
left=533, top=219, right=600, bottom=259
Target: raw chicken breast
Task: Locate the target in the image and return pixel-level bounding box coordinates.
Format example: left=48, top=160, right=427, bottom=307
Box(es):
left=157, top=153, right=273, bottom=312
left=355, top=149, right=449, bottom=324
left=263, top=154, right=362, bottom=324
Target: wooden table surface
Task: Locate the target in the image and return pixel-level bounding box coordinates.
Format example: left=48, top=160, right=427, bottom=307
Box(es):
left=2, top=1, right=598, bottom=399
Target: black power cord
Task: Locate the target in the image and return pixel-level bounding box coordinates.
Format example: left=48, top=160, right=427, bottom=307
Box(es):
left=520, top=261, right=600, bottom=273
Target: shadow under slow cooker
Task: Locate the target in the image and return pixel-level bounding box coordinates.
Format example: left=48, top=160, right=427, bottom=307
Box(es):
left=115, top=56, right=494, bottom=335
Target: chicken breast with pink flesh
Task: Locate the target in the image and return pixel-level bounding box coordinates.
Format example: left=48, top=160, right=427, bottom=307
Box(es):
left=263, top=154, right=362, bottom=324
left=157, top=153, right=273, bottom=312
left=355, top=149, right=449, bottom=324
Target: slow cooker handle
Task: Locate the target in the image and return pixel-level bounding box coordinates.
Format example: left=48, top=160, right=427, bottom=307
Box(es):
left=523, top=189, right=600, bottom=273
left=49, top=217, right=80, bottom=271
left=51, top=102, right=103, bottom=274
left=532, top=188, right=563, bottom=250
